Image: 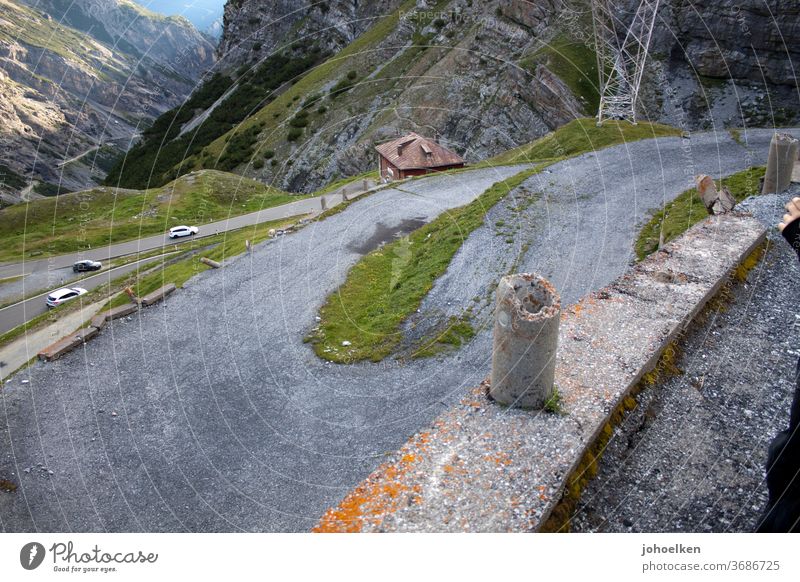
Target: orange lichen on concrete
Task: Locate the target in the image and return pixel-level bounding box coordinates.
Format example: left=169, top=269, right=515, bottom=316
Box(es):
left=313, top=431, right=433, bottom=533
left=485, top=452, right=513, bottom=466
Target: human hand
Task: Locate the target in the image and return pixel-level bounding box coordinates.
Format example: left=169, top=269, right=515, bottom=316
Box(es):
left=779, top=197, right=800, bottom=232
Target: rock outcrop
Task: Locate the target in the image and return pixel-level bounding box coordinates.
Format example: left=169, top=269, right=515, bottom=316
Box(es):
left=0, top=0, right=215, bottom=199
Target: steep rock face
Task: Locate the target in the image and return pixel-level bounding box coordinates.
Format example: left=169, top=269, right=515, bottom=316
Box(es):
left=217, top=0, right=403, bottom=70
left=640, top=0, right=799, bottom=127
left=0, top=0, right=215, bottom=198
left=20, top=0, right=215, bottom=77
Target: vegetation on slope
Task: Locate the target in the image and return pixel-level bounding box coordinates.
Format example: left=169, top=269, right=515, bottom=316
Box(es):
left=0, top=170, right=302, bottom=262
left=520, top=34, right=600, bottom=114
left=305, top=167, right=539, bottom=363
left=485, top=118, right=684, bottom=166
left=105, top=45, right=329, bottom=189
left=635, top=166, right=766, bottom=260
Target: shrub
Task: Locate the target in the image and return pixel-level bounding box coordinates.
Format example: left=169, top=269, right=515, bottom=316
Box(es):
left=287, top=127, right=303, bottom=141
left=253, top=158, right=265, bottom=169
left=263, top=150, right=275, bottom=159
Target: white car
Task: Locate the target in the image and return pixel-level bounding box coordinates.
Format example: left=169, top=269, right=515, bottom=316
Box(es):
left=46, top=287, right=88, bottom=308
left=168, top=225, right=199, bottom=239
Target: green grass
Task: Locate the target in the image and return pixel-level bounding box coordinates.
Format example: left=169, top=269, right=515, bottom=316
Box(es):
left=520, top=35, right=599, bottom=114
left=305, top=167, right=540, bottom=363
left=635, top=166, right=766, bottom=260
left=483, top=118, right=683, bottom=167
left=409, top=315, right=476, bottom=359
left=0, top=170, right=305, bottom=263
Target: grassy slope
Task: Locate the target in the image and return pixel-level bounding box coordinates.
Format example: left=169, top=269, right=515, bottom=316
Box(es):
left=635, top=166, right=766, bottom=260
left=484, top=118, right=684, bottom=166
left=520, top=34, right=599, bottom=115
left=305, top=167, right=539, bottom=363
left=0, top=0, right=100, bottom=64
left=0, top=170, right=303, bottom=262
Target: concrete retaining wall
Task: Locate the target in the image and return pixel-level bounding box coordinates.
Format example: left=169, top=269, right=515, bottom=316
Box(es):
left=313, top=213, right=767, bottom=533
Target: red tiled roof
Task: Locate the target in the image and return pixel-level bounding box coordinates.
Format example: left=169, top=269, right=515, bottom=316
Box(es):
left=375, top=132, right=464, bottom=170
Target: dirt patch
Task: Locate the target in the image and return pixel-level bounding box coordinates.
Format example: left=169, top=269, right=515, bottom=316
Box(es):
left=347, top=217, right=427, bottom=255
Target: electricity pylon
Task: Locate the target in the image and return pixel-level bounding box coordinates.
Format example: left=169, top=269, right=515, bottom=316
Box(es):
left=592, top=0, right=661, bottom=124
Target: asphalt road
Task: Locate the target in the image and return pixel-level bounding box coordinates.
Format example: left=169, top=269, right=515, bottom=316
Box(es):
left=0, top=253, right=176, bottom=335
left=0, top=192, right=339, bottom=281
left=0, top=128, right=789, bottom=532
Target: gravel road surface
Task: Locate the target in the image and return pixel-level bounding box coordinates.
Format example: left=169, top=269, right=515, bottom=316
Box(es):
left=0, top=128, right=789, bottom=532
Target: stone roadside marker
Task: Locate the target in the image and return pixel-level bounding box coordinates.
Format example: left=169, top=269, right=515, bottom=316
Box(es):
left=490, top=273, right=561, bottom=409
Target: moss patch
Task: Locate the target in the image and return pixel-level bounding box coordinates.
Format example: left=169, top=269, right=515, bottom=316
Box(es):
left=520, top=34, right=599, bottom=114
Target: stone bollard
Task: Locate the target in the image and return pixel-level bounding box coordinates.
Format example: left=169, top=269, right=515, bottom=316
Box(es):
left=245, top=239, right=251, bottom=253
left=200, top=257, right=221, bottom=269
left=490, top=273, right=561, bottom=409
left=363, top=179, right=368, bottom=191
left=763, top=133, right=799, bottom=194
left=320, top=196, right=328, bottom=211
left=342, top=190, right=349, bottom=202
left=696, top=174, right=735, bottom=215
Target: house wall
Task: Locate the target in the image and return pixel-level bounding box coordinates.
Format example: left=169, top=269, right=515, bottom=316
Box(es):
left=379, top=154, right=465, bottom=181
left=398, top=163, right=465, bottom=180
left=379, top=156, right=399, bottom=181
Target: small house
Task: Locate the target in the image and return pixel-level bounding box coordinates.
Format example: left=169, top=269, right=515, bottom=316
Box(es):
left=375, top=132, right=465, bottom=181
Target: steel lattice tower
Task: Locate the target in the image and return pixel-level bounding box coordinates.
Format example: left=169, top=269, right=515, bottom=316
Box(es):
left=592, top=0, right=661, bottom=124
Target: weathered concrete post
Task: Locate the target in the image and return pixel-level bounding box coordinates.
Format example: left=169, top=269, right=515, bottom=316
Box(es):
left=342, top=190, right=349, bottom=202
left=762, top=133, right=799, bottom=194
left=490, top=273, right=561, bottom=409
left=320, top=196, right=328, bottom=211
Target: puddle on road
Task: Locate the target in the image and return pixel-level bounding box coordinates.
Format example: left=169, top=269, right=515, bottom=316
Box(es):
left=348, top=217, right=427, bottom=255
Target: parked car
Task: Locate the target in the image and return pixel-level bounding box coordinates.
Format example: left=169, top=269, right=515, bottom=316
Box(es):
left=168, top=225, right=199, bottom=239
left=46, top=287, right=88, bottom=308
left=72, top=259, right=102, bottom=272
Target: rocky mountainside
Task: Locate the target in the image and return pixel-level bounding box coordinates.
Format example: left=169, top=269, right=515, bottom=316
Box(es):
left=106, top=0, right=799, bottom=195
left=0, top=0, right=215, bottom=204
left=645, top=0, right=800, bottom=128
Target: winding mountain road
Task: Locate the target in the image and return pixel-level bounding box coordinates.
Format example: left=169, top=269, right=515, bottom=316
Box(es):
left=0, top=128, right=786, bottom=532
